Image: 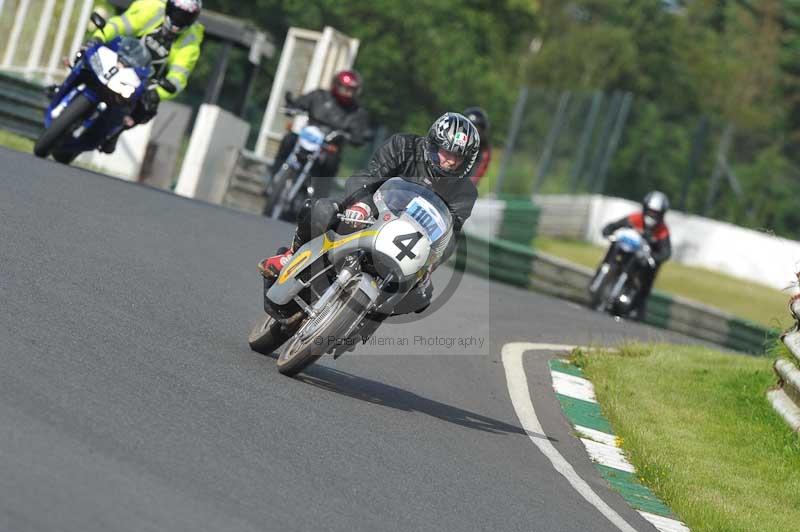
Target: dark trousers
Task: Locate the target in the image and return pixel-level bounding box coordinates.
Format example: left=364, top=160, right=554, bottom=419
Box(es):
left=633, top=263, right=660, bottom=320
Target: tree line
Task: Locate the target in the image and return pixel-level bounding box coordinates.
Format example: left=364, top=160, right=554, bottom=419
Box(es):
left=171, top=0, right=800, bottom=237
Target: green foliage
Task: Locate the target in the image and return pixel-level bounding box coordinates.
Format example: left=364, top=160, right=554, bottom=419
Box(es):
left=143, top=0, right=800, bottom=238
left=202, top=0, right=539, bottom=138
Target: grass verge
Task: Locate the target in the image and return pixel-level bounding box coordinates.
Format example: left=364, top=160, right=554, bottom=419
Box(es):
left=0, top=129, right=34, bottom=152
left=537, top=236, right=791, bottom=329
left=572, top=344, right=800, bottom=532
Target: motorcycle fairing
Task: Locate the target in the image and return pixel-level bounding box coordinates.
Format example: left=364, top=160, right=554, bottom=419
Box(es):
left=268, top=228, right=380, bottom=306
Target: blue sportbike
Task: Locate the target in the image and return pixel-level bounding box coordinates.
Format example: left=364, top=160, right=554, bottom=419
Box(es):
left=34, top=13, right=173, bottom=164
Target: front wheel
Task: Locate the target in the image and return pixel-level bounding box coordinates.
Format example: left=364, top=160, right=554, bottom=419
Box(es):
left=34, top=93, right=93, bottom=158
left=590, top=269, right=615, bottom=312
left=263, top=167, right=295, bottom=218
left=276, top=287, right=371, bottom=377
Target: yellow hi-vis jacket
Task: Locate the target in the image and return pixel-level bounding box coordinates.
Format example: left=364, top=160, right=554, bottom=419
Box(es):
left=93, top=0, right=204, bottom=100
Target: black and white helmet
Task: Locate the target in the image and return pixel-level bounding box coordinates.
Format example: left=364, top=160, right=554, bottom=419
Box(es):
left=642, top=190, right=669, bottom=228
left=424, top=112, right=481, bottom=179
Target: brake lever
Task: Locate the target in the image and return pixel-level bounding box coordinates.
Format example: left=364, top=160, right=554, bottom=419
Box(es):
left=336, top=214, right=375, bottom=226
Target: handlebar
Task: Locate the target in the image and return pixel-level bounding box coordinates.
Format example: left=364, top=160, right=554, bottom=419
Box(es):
left=282, top=106, right=304, bottom=117
left=326, top=130, right=351, bottom=143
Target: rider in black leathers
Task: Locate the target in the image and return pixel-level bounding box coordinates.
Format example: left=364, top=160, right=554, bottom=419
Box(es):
left=272, top=70, right=370, bottom=198
left=260, top=112, right=481, bottom=316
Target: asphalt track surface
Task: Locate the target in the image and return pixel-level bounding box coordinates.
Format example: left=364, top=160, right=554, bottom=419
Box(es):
left=0, top=147, right=703, bottom=532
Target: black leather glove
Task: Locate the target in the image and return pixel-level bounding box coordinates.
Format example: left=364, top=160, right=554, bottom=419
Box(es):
left=81, top=36, right=103, bottom=53
left=138, top=88, right=160, bottom=123
left=144, top=89, right=160, bottom=110
left=73, top=37, right=102, bottom=64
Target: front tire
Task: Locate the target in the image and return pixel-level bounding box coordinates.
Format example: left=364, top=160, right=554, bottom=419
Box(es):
left=590, top=270, right=615, bottom=312
left=34, top=93, right=93, bottom=158
left=263, top=167, right=294, bottom=219
left=276, top=288, right=371, bottom=377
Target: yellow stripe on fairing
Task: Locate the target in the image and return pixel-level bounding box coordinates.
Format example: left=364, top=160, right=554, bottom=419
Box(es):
left=322, top=230, right=379, bottom=252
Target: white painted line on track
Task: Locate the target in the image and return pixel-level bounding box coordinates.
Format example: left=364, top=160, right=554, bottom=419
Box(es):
left=638, top=511, right=691, bottom=532
left=552, top=371, right=597, bottom=403
left=502, top=342, right=641, bottom=532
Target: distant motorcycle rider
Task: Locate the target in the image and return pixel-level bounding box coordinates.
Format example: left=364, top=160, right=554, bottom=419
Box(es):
left=260, top=112, right=481, bottom=316
left=601, top=191, right=672, bottom=319
left=272, top=70, right=371, bottom=197
left=86, top=0, right=204, bottom=153
left=463, top=107, right=491, bottom=185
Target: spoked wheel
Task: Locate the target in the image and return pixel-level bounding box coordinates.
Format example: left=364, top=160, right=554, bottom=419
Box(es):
left=263, top=167, right=294, bottom=219
left=590, top=272, right=615, bottom=312
left=276, top=285, right=371, bottom=377
left=248, top=314, right=293, bottom=356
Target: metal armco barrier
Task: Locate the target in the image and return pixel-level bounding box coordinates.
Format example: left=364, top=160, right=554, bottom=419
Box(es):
left=769, top=328, right=800, bottom=431
left=452, top=231, right=778, bottom=354
left=0, top=72, right=47, bottom=139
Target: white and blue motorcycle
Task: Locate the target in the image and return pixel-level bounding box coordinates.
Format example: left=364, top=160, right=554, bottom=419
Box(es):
left=262, top=115, right=350, bottom=221
left=588, top=227, right=654, bottom=318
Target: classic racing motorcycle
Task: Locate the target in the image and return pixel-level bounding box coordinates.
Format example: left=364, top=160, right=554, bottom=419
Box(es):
left=588, top=227, right=654, bottom=318
left=34, top=13, right=174, bottom=163
left=249, top=177, right=453, bottom=376
left=262, top=115, right=350, bottom=221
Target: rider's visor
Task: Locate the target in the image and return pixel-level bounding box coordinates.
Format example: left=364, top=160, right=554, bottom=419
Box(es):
left=335, top=83, right=356, bottom=98
left=163, top=16, right=184, bottom=34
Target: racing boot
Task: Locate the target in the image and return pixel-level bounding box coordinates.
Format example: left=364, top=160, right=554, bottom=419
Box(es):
left=100, top=130, right=121, bottom=154
left=45, top=84, right=59, bottom=99
left=257, top=233, right=303, bottom=280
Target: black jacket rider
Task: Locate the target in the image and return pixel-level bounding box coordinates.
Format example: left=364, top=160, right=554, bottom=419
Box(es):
left=292, top=133, right=479, bottom=316
left=346, top=134, right=478, bottom=231
left=272, top=89, right=370, bottom=195
left=291, top=89, right=370, bottom=145
left=295, top=133, right=478, bottom=244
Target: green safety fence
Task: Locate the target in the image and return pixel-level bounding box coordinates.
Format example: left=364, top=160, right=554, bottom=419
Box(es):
left=0, top=72, right=47, bottom=140
left=497, top=196, right=540, bottom=247
left=453, top=230, right=778, bottom=355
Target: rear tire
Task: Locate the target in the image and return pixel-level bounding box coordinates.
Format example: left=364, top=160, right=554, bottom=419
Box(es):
left=34, top=93, right=93, bottom=158
left=248, top=314, right=292, bottom=355
left=276, top=288, right=371, bottom=377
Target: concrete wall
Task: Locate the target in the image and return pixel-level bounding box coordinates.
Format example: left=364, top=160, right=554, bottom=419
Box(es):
left=77, top=121, right=154, bottom=181
left=505, top=194, right=798, bottom=291
left=175, top=104, right=250, bottom=204
left=470, top=195, right=800, bottom=290
left=139, top=101, right=192, bottom=190
left=582, top=195, right=800, bottom=291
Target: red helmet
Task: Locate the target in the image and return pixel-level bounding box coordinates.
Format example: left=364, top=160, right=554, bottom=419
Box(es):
left=331, top=70, right=362, bottom=107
